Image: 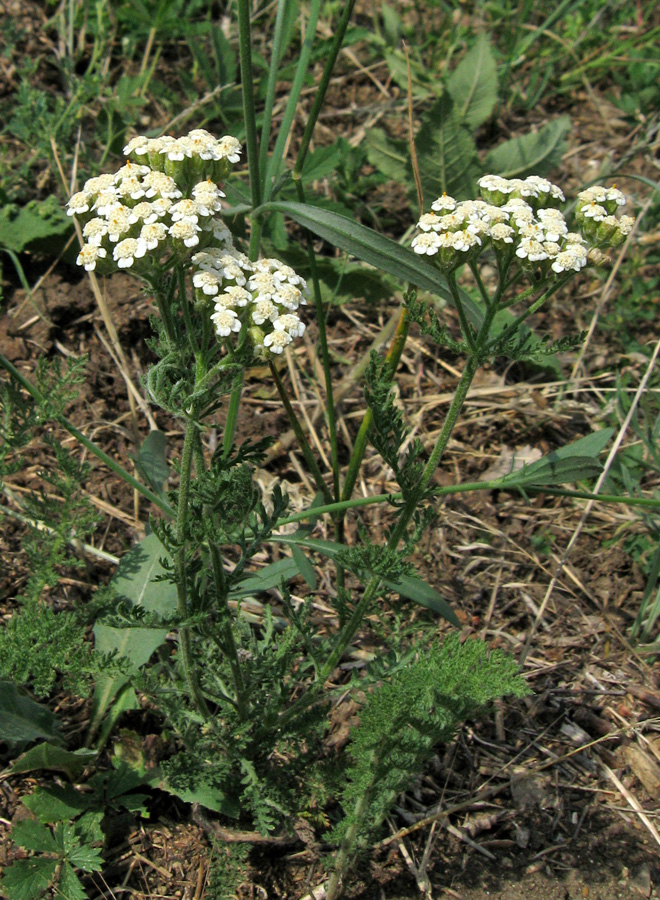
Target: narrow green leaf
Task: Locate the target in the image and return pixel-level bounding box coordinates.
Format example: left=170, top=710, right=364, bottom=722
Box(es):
left=497, top=428, right=614, bottom=488
left=254, top=200, right=485, bottom=328
left=0, top=857, right=58, bottom=900
left=0, top=681, right=61, bottom=748
left=11, top=744, right=97, bottom=779
left=483, top=116, right=571, bottom=179
left=291, top=544, right=317, bottom=589
left=448, top=33, right=498, bottom=130
left=230, top=557, right=300, bottom=597
left=271, top=535, right=458, bottom=625
left=159, top=775, right=240, bottom=817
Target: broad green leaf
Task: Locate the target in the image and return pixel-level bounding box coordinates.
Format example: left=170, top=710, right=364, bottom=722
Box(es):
left=415, top=94, right=481, bottom=202
left=301, top=144, right=344, bottom=182
left=365, top=127, right=409, bottom=186
left=0, top=857, right=57, bottom=900
left=497, top=428, right=614, bottom=488
left=23, top=784, right=92, bottom=824
left=159, top=774, right=240, bottom=817
left=134, top=430, right=169, bottom=496
left=483, top=116, right=571, bottom=179
left=254, top=200, right=485, bottom=329
left=56, top=864, right=87, bottom=900
left=271, top=535, right=458, bottom=626
left=66, top=842, right=104, bottom=873
left=448, top=33, right=498, bottom=130
left=9, top=819, right=57, bottom=853
left=0, top=681, right=61, bottom=748
left=11, top=744, right=97, bottom=779
left=91, top=534, right=177, bottom=736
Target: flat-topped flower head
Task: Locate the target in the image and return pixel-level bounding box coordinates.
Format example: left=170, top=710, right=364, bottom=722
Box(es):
left=123, top=128, right=242, bottom=185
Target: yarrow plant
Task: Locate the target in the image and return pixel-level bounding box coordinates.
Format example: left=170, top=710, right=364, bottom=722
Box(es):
left=67, top=129, right=308, bottom=360
left=0, top=7, right=640, bottom=899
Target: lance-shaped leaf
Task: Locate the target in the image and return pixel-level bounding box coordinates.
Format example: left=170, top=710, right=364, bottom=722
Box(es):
left=271, top=535, right=459, bottom=626
left=448, top=33, right=498, bottom=130
left=496, top=428, right=614, bottom=488
left=254, top=200, right=484, bottom=329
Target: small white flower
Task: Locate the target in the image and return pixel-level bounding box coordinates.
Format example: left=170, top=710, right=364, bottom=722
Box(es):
left=142, top=171, right=182, bottom=200
left=170, top=199, right=202, bottom=223
left=211, top=307, right=242, bottom=337
left=131, top=201, right=159, bottom=224
left=217, top=135, right=242, bottom=163
left=411, top=232, right=441, bottom=255
left=221, top=286, right=251, bottom=308
left=140, top=222, right=168, bottom=251
left=123, top=135, right=151, bottom=157
left=192, top=180, right=225, bottom=215
left=251, top=298, right=278, bottom=325
left=247, top=271, right=277, bottom=298
left=82, top=219, right=108, bottom=246
left=617, top=215, right=635, bottom=235
left=516, top=238, right=548, bottom=262
left=274, top=283, right=305, bottom=310
left=431, top=193, right=457, bottom=213
left=273, top=314, right=306, bottom=338
left=114, top=176, right=146, bottom=201
left=451, top=230, right=481, bottom=252
left=417, top=213, right=443, bottom=232
left=76, top=244, right=107, bottom=271
left=263, top=329, right=293, bottom=354
left=543, top=241, right=561, bottom=258
left=150, top=197, right=174, bottom=218
left=83, top=173, right=115, bottom=194
left=552, top=248, right=586, bottom=273
left=168, top=219, right=201, bottom=247
left=490, top=223, right=514, bottom=244
left=92, top=189, right=120, bottom=216
left=113, top=237, right=147, bottom=268
left=582, top=202, right=607, bottom=221
left=193, top=270, right=222, bottom=295
left=106, top=205, right=136, bottom=242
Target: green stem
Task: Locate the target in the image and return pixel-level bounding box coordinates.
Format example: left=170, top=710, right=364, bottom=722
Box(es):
left=341, top=307, right=410, bottom=505
left=269, top=360, right=333, bottom=505
left=209, top=542, right=249, bottom=719
left=0, top=351, right=174, bottom=518
left=237, top=0, right=262, bottom=212
left=291, top=0, right=357, bottom=179
left=174, top=415, right=210, bottom=719
left=222, top=370, right=245, bottom=459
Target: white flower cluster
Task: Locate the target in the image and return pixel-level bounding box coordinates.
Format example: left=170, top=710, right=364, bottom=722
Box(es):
left=68, top=164, right=230, bottom=272
left=412, top=175, right=633, bottom=276
left=67, top=129, right=310, bottom=359
left=192, top=245, right=308, bottom=356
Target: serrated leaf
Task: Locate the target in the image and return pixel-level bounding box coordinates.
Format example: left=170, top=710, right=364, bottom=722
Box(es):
left=365, top=128, right=410, bottom=185
left=56, top=863, right=87, bottom=900
left=484, top=116, right=571, bottom=179
left=301, top=144, right=343, bottom=182
left=66, top=841, right=104, bottom=873
left=497, top=428, right=614, bottom=488
left=254, top=200, right=485, bottom=329
left=0, top=682, right=61, bottom=749
left=134, top=430, right=169, bottom=496
left=448, top=33, right=498, bottom=130
left=159, top=775, right=240, bottom=817
left=11, top=744, right=97, bottom=779
left=91, top=533, right=176, bottom=740
left=23, top=785, right=92, bottom=824
left=9, top=819, right=57, bottom=853
left=0, top=857, right=57, bottom=900
left=415, top=94, right=481, bottom=202
left=291, top=544, right=317, bottom=589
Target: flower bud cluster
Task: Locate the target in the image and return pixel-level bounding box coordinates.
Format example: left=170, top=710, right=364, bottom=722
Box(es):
left=412, top=174, right=634, bottom=277
left=67, top=129, right=310, bottom=360
left=192, top=246, right=308, bottom=357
